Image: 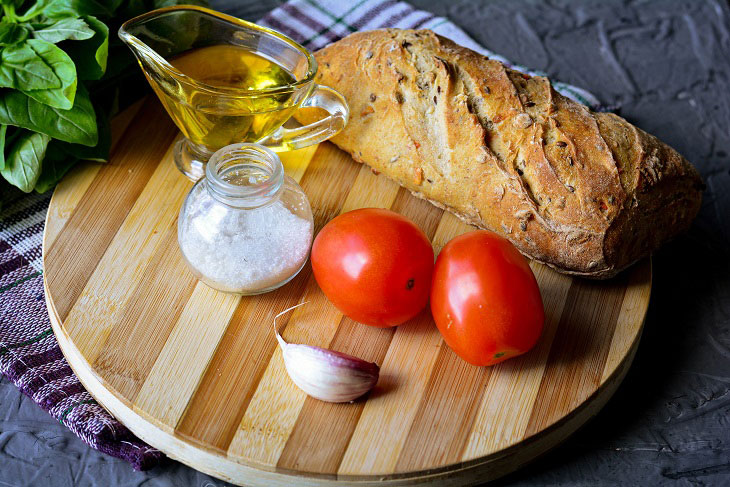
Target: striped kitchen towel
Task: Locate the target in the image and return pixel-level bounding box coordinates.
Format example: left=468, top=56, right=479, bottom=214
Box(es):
left=0, top=189, right=164, bottom=471
left=0, top=0, right=602, bottom=471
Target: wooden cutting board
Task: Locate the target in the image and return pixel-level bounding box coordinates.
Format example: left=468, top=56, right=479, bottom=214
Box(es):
left=43, top=97, right=651, bottom=487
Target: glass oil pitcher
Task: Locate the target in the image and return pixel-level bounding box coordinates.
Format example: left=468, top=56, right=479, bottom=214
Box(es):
left=119, top=6, right=349, bottom=180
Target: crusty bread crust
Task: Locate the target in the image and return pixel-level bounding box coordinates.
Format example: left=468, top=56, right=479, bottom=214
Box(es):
left=304, top=29, right=703, bottom=278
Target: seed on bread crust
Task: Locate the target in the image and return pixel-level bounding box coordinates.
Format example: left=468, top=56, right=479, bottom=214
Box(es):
left=513, top=113, right=532, bottom=129
left=414, top=167, right=424, bottom=185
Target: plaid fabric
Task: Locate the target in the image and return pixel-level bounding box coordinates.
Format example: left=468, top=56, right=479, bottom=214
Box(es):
left=0, top=0, right=602, bottom=471
left=0, top=189, right=164, bottom=471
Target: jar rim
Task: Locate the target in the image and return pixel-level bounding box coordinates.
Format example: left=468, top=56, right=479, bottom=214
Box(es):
left=205, top=143, right=285, bottom=207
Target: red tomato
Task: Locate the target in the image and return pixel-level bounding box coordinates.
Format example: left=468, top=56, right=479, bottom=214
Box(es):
left=311, top=208, right=434, bottom=327
left=431, top=230, right=544, bottom=366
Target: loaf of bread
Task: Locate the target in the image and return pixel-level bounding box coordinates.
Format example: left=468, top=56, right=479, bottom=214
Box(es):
left=305, top=29, right=703, bottom=278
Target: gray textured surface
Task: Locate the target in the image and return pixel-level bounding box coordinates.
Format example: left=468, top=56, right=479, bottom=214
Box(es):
left=2, top=0, right=730, bottom=485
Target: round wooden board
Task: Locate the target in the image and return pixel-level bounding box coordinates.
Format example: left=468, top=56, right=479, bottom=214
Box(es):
left=43, top=98, right=651, bottom=486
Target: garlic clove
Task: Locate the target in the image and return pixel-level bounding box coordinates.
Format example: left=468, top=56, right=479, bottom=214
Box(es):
left=281, top=344, right=379, bottom=403
left=273, top=303, right=380, bottom=403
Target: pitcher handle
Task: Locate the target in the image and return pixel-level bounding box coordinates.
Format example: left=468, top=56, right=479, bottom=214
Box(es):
left=257, top=85, right=349, bottom=151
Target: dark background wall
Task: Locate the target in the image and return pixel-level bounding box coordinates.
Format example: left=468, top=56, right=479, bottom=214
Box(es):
left=2, top=1, right=729, bottom=485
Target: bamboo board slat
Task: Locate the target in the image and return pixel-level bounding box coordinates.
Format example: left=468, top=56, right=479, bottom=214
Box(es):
left=43, top=97, right=651, bottom=486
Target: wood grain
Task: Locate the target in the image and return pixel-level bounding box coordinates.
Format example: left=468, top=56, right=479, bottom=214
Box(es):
left=395, top=345, right=492, bottom=472
left=43, top=97, right=652, bottom=487
left=92, top=224, right=197, bottom=399
left=524, top=276, right=627, bottom=437
left=135, top=282, right=240, bottom=430
left=43, top=99, right=144, bottom=249
left=337, top=310, right=444, bottom=475
left=45, top=101, right=177, bottom=320
left=175, top=272, right=309, bottom=452
left=58, top=146, right=190, bottom=363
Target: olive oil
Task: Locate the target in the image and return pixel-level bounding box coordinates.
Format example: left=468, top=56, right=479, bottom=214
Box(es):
left=153, top=45, right=299, bottom=154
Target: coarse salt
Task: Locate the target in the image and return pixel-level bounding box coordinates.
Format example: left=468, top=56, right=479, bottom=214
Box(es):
left=179, top=188, right=312, bottom=293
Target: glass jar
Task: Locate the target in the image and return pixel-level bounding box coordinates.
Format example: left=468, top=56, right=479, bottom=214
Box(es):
left=178, top=143, right=313, bottom=294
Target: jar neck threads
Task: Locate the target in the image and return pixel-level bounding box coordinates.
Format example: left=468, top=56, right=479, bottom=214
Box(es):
left=205, top=143, right=285, bottom=208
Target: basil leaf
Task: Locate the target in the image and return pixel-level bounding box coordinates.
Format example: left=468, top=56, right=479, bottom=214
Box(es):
left=15, top=0, right=52, bottom=22
left=0, top=123, right=21, bottom=172
left=33, top=17, right=95, bottom=43
left=34, top=139, right=78, bottom=193
left=0, top=39, right=77, bottom=109
left=0, top=84, right=97, bottom=146
left=1, top=124, right=23, bottom=172
left=0, top=22, right=29, bottom=46
left=61, top=15, right=107, bottom=80
left=0, top=124, right=6, bottom=170
left=34, top=112, right=108, bottom=192
left=0, top=129, right=50, bottom=192
left=0, top=40, right=60, bottom=90
left=44, top=0, right=115, bottom=19
left=60, top=106, right=109, bottom=161
left=20, top=38, right=77, bottom=109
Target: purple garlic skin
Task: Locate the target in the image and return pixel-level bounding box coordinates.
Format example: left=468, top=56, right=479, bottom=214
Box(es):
left=280, top=343, right=380, bottom=403
left=274, top=303, right=380, bottom=403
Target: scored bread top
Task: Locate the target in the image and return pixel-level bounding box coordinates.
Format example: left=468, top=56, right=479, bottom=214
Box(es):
left=308, top=29, right=703, bottom=278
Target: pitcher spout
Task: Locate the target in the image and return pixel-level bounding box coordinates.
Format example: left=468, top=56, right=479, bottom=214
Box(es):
left=118, top=6, right=212, bottom=86
left=119, top=6, right=316, bottom=94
